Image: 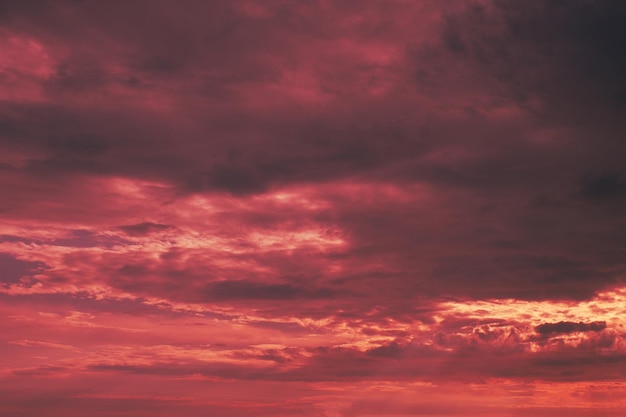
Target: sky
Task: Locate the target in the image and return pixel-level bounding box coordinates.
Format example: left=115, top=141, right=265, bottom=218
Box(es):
left=1, top=0, right=626, bottom=416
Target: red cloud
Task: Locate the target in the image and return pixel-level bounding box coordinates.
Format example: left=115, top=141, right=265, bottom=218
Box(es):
left=2, top=1, right=626, bottom=416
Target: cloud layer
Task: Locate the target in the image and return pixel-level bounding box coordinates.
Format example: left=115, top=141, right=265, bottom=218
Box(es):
left=1, top=1, right=626, bottom=416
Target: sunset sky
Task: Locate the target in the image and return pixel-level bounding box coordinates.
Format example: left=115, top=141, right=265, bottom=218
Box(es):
left=1, top=1, right=626, bottom=416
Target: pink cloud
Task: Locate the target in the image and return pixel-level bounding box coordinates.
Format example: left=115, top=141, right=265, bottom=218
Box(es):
left=1, top=0, right=626, bottom=416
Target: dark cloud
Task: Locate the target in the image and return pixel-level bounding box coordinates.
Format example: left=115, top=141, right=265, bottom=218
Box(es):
left=1, top=0, right=625, bottom=311
left=441, top=0, right=626, bottom=113
left=206, top=280, right=339, bottom=301
left=0, top=253, right=45, bottom=283
left=581, top=171, right=626, bottom=201
left=535, top=321, right=607, bottom=335
left=118, top=222, right=175, bottom=237
left=366, top=341, right=407, bottom=358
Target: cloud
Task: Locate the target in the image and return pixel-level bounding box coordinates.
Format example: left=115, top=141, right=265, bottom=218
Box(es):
left=206, top=280, right=339, bottom=301
left=118, top=222, right=175, bottom=236
left=580, top=171, right=626, bottom=201
left=0, top=253, right=46, bottom=284
left=535, top=321, right=607, bottom=335
left=1, top=1, right=626, bottom=416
